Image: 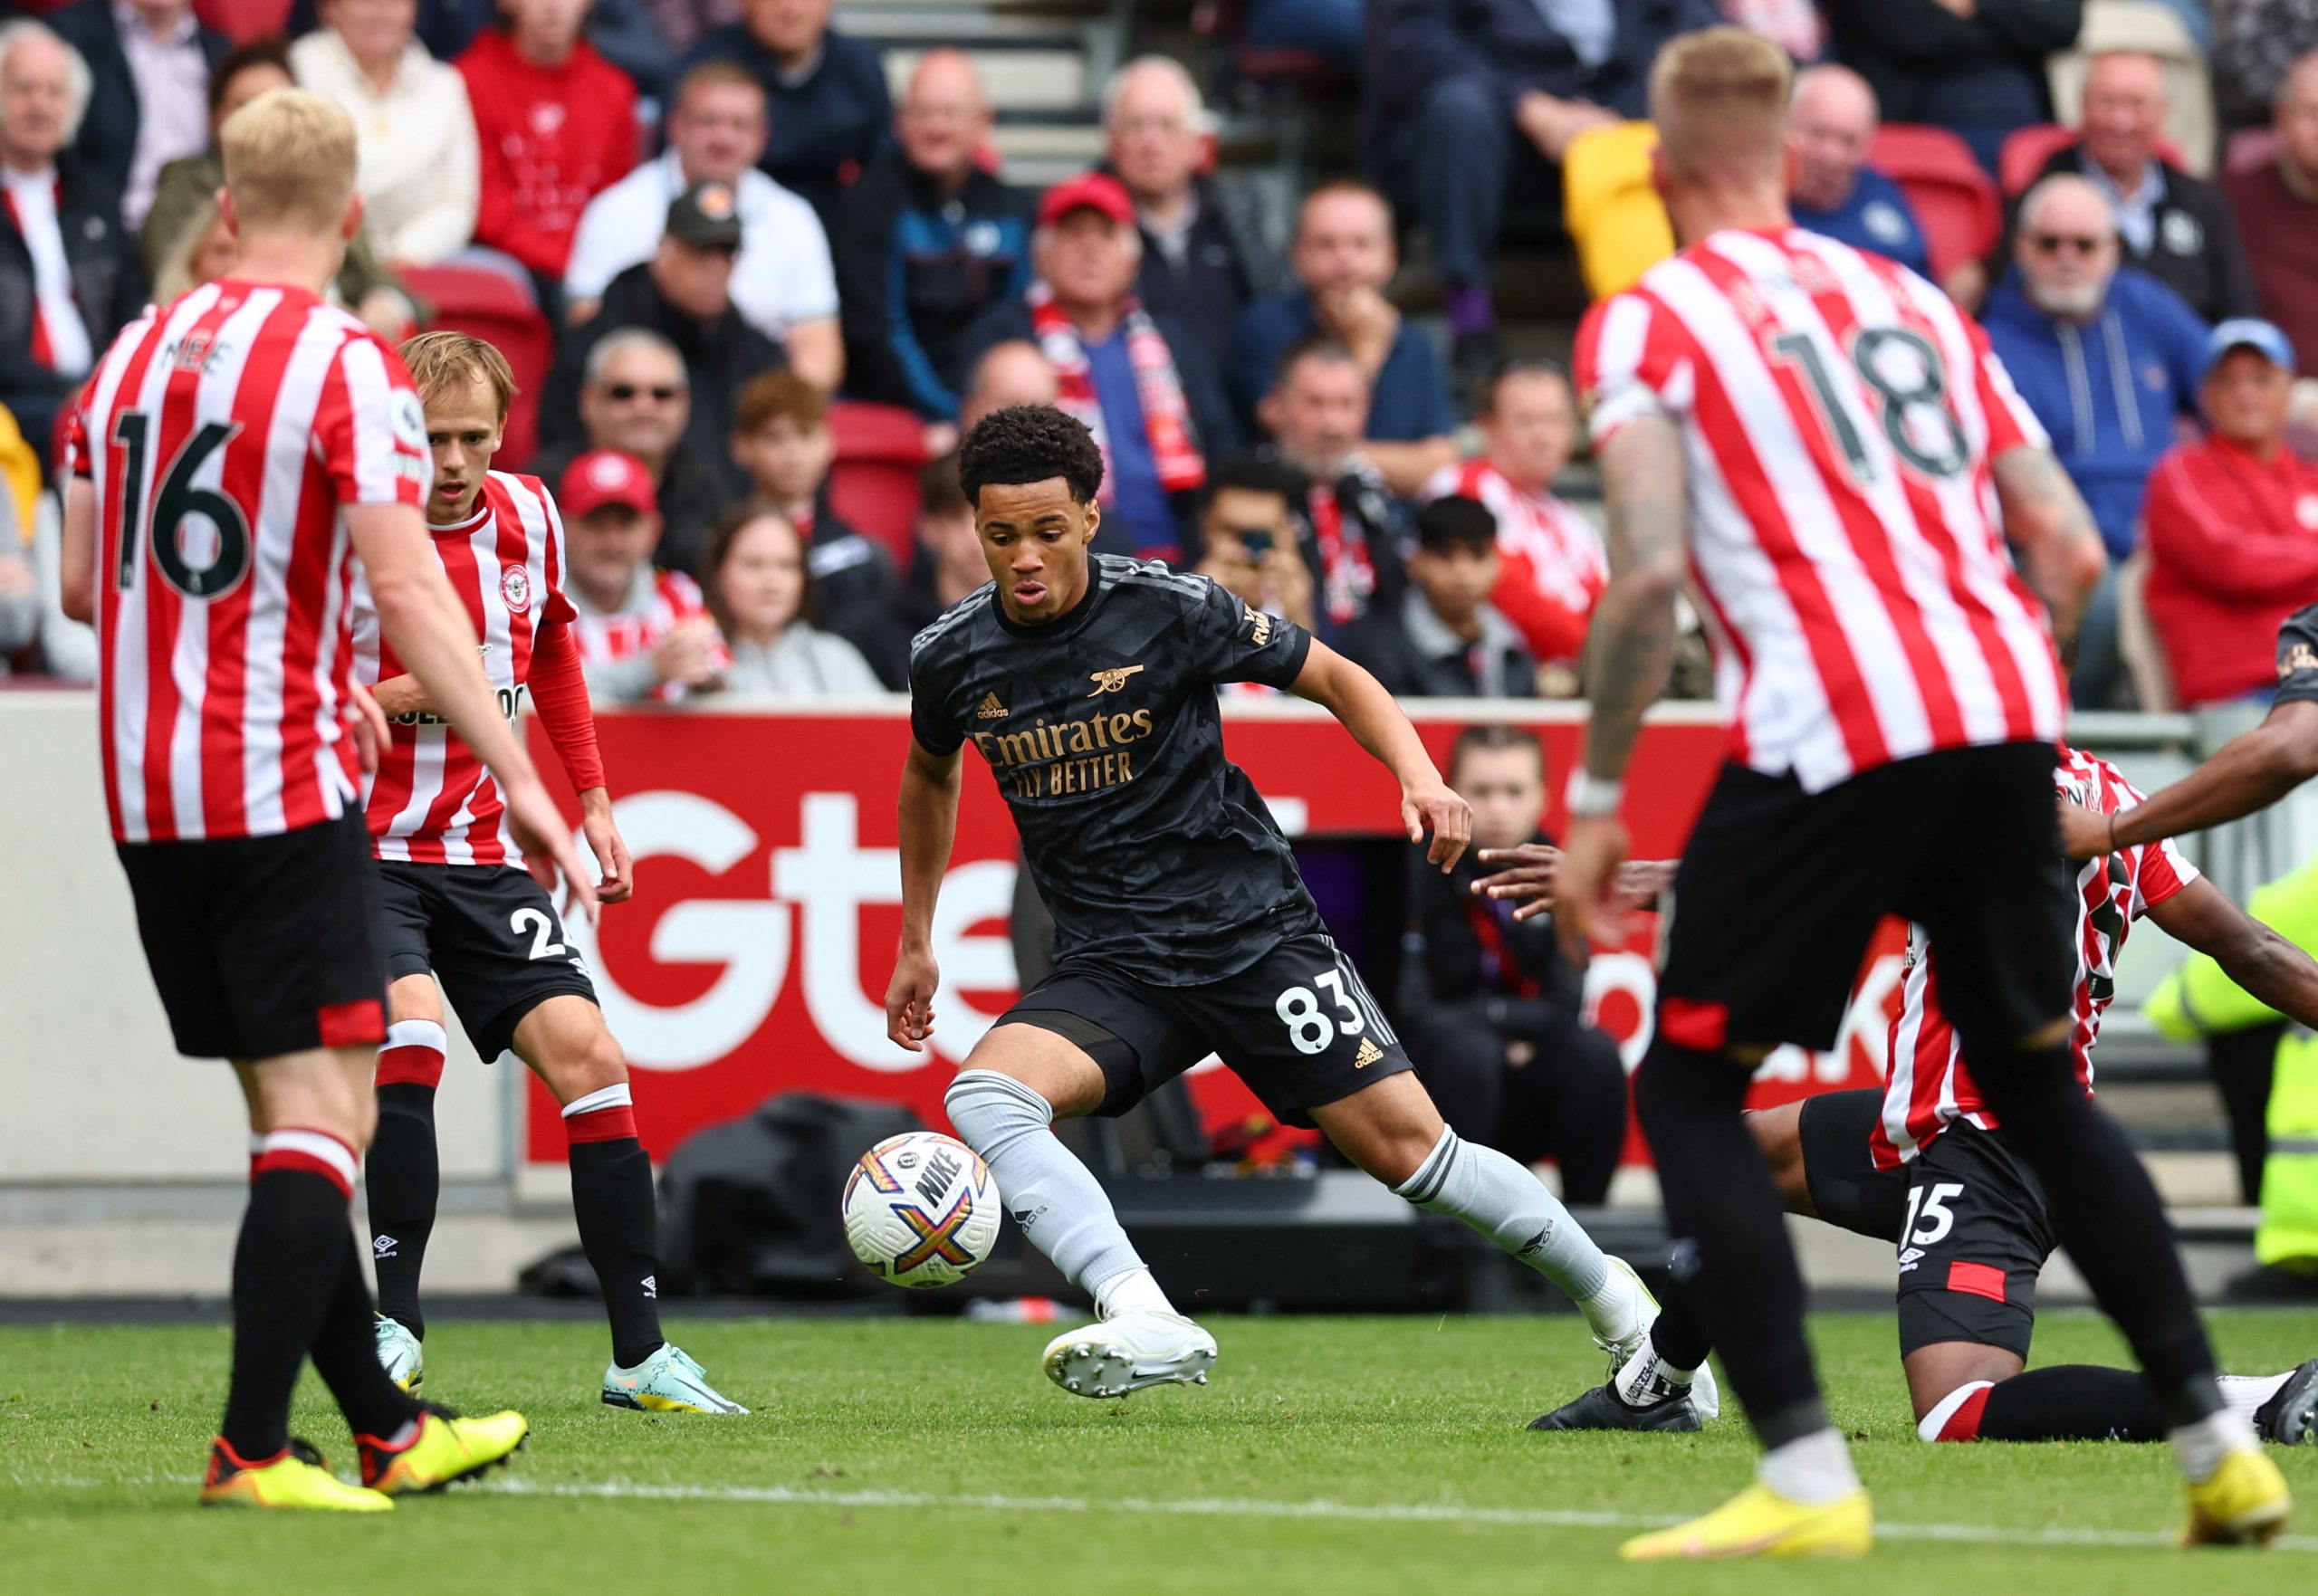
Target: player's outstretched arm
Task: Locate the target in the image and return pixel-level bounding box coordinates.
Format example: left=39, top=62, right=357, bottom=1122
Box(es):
left=2150, top=874, right=2318, bottom=1030
left=349, top=500, right=599, bottom=922
left=888, top=736, right=964, bottom=1052
left=2090, top=700, right=2318, bottom=856
left=1990, top=444, right=2107, bottom=653
left=1288, top=639, right=1472, bottom=871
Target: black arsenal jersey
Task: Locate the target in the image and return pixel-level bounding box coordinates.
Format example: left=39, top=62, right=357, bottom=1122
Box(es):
left=2277, top=605, right=2318, bottom=709
left=909, top=556, right=1322, bottom=985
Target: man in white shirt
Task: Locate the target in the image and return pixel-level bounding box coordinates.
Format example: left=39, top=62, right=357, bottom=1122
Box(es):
left=564, top=58, right=842, bottom=389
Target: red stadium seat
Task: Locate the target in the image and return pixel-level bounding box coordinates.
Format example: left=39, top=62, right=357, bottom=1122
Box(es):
left=1867, top=125, right=2002, bottom=283
left=1997, top=123, right=2079, bottom=197
left=397, top=265, right=555, bottom=473
left=194, top=0, right=294, bottom=41
left=827, top=400, right=929, bottom=562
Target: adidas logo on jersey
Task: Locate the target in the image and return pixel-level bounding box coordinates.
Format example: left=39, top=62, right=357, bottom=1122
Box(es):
left=976, top=692, right=1009, bottom=720
left=1353, top=1037, right=1384, bottom=1068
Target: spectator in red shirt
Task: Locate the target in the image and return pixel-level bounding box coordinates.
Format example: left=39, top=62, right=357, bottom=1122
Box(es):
left=2144, top=318, right=2318, bottom=707
left=458, top=0, right=637, bottom=317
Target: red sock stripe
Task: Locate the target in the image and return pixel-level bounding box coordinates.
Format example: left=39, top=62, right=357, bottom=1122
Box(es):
left=1936, top=1384, right=1992, bottom=1442
left=564, top=1104, right=639, bottom=1145
left=252, top=1128, right=357, bottom=1200
left=377, top=1044, right=445, bottom=1089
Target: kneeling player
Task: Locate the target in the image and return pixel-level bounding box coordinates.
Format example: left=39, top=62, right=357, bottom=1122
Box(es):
left=1517, top=748, right=2318, bottom=1443
left=885, top=406, right=1695, bottom=1405
left=352, top=333, right=742, bottom=1414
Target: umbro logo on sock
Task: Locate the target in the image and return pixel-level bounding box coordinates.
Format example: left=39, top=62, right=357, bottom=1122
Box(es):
left=1353, top=1037, right=1384, bottom=1068
left=373, top=1235, right=398, bottom=1258
left=642, top=1276, right=657, bottom=1299
left=976, top=692, right=1009, bottom=720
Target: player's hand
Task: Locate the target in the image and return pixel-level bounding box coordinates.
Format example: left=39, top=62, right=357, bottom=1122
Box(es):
left=2057, top=796, right=2111, bottom=860
left=502, top=771, right=601, bottom=927
left=1552, top=813, right=1632, bottom=964
left=652, top=620, right=721, bottom=688
left=369, top=673, right=430, bottom=720
left=580, top=787, right=634, bottom=904
left=1403, top=778, right=1473, bottom=872
left=1472, top=843, right=1561, bottom=906
left=344, top=680, right=391, bottom=774
left=886, top=945, right=940, bottom=1053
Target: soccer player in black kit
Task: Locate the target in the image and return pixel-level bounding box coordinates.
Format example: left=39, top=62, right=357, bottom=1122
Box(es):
left=886, top=406, right=1678, bottom=1400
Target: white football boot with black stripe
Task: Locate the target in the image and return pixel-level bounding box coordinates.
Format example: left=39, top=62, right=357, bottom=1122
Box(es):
left=1042, top=1312, right=1218, bottom=1398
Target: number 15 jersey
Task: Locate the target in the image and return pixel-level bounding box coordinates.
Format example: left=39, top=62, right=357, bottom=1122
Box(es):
left=72, top=280, right=431, bottom=845
left=1575, top=228, right=2067, bottom=795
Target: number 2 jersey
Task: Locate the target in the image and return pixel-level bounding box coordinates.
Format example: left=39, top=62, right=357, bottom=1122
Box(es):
left=1575, top=227, right=2068, bottom=795
left=1873, top=745, right=2198, bottom=1167
left=72, top=280, right=432, bottom=844
left=349, top=469, right=600, bottom=866
left=908, top=556, right=1319, bottom=985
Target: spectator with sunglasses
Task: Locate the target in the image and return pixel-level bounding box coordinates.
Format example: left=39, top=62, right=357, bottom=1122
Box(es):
left=1982, top=172, right=2208, bottom=705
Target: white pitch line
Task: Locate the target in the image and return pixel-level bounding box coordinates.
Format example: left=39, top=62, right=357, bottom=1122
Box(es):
left=478, top=1478, right=2318, bottom=1553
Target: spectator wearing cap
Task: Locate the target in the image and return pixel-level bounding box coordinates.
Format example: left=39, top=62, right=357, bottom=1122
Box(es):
left=1818, top=0, right=2083, bottom=175
left=1336, top=495, right=1537, bottom=698
left=456, top=0, right=639, bottom=317
left=1260, top=338, right=1410, bottom=637
left=834, top=49, right=1030, bottom=422
left=1193, top=449, right=1318, bottom=636
left=2222, top=50, right=2318, bottom=377
left=1421, top=363, right=1604, bottom=674
left=0, top=20, right=144, bottom=479
left=544, top=180, right=790, bottom=492
left=1786, top=65, right=1935, bottom=282
left=559, top=448, right=731, bottom=703
left=48, top=0, right=225, bottom=234
left=537, top=327, right=735, bottom=578
left=1098, top=56, right=1287, bottom=377
left=851, top=452, right=991, bottom=686
left=1982, top=172, right=2207, bottom=705
left=2145, top=319, right=2318, bottom=708
left=729, top=367, right=897, bottom=658
left=678, top=0, right=890, bottom=228
left=1365, top=0, right=1719, bottom=389
left=2016, top=52, right=2256, bottom=327
left=959, top=172, right=1237, bottom=559
left=1234, top=181, right=1457, bottom=497
left=565, top=59, right=842, bottom=387
left=291, top=0, right=480, bottom=266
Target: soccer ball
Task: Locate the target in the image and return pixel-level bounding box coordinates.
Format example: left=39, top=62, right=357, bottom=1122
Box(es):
left=842, top=1132, right=1002, bottom=1289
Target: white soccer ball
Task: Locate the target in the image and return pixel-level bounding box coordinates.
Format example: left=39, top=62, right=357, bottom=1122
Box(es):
left=842, top=1132, right=1002, bottom=1289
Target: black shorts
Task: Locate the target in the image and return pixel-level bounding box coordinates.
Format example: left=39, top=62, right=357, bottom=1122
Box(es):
left=116, top=809, right=388, bottom=1061
left=999, top=931, right=1415, bottom=1128
left=375, top=860, right=597, bottom=1061
left=1892, top=1120, right=2055, bottom=1360
left=1658, top=743, right=2076, bottom=1056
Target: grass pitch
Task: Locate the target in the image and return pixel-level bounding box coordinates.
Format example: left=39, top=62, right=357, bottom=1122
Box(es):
left=4, top=1310, right=2317, bottom=1592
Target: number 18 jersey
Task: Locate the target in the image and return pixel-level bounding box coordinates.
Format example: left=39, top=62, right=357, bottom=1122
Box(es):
left=1575, top=228, right=2067, bottom=795
left=72, top=280, right=431, bottom=845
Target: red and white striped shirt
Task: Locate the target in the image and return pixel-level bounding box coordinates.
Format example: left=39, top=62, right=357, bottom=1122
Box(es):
left=350, top=471, right=578, bottom=865
left=1872, top=747, right=2198, bottom=1167
left=570, top=566, right=723, bottom=702
left=1575, top=228, right=2067, bottom=793
left=73, top=280, right=431, bottom=844
left=1422, top=455, right=1607, bottom=664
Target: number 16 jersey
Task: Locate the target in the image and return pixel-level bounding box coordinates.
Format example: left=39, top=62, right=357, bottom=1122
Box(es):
left=1575, top=228, right=2067, bottom=795
left=72, top=280, right=432, bottom=845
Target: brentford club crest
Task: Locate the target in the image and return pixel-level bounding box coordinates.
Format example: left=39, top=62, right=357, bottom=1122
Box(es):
left=502, top=567, right=532, bottom=612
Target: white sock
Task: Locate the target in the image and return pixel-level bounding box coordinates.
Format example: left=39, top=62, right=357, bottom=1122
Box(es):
left=2169, top=1408, right=2261, bottom=1483
left=1393, top=1128, right=1612, bottom=1323
left=943, top=1071, right=1146, bottom=1296
left=1091, top=1266, right=1173, bottom=1320
left=1614, top=1344, right=1695, bottom=1406
left=2220, top=1371, right=2292, bottom=1425
left=1757, top=1427, right=1861, bottom=1505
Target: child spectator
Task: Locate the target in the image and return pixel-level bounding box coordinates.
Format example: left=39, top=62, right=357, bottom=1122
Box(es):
left=559, top=449, right=729, bottom=704
left=702, top=504, right=886, bottom=698
left=729, top=368, right=896, bottom=653
left=1336, top=495, right=1537, bottom=698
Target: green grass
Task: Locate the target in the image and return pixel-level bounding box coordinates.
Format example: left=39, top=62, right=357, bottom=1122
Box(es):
left=4, top=1312, right=2318, bottom=1591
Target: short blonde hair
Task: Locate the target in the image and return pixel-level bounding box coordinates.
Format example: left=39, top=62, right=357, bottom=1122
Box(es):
left=1650, top=26, right=1795, bottom=184
left=219, top=86, right=358, bottom=234
left=398, top=330, right=518, bottom=420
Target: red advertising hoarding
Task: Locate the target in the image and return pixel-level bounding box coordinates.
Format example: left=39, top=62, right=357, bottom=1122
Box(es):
left=530, top=702, right=1904, bottom=1162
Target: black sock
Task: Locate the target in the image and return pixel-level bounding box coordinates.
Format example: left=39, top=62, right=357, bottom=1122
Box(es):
left=306, top=1223, right=424, bottom=1441
left=1962, top=1036, right=2221, bottom=1423
left=1647, top=1275, right=1716, bottom=1372
left=566, top=1094, right=664, bottom=1368
left=221, top=1148, right=361, bottom=1460
left=1966, top=1366, right=2167, bottom=1442
left=1633, top=1038, right=1825, bottom=1448
left=366, top=1081, right=439, bottom=1339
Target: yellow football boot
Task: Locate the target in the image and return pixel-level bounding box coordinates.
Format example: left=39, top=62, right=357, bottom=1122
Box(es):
left=357, top=1405, right=529, bottom=1496
left=2183, top=1448, right=2293, bottom=1546
left=1621, top=1483, right=1873, bottom=1561
left=199, top=1437, right=393, bottom=1512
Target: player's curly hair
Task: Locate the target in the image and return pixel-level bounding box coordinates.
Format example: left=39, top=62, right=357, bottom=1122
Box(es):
left=957, top=405, right=1106, bottom=508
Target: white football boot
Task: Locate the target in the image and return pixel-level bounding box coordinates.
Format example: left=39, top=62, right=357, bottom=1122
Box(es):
left=1595, top=1258, right=1719, bottom=1420
left=1042, top=1311, right=1218, bottom=1399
